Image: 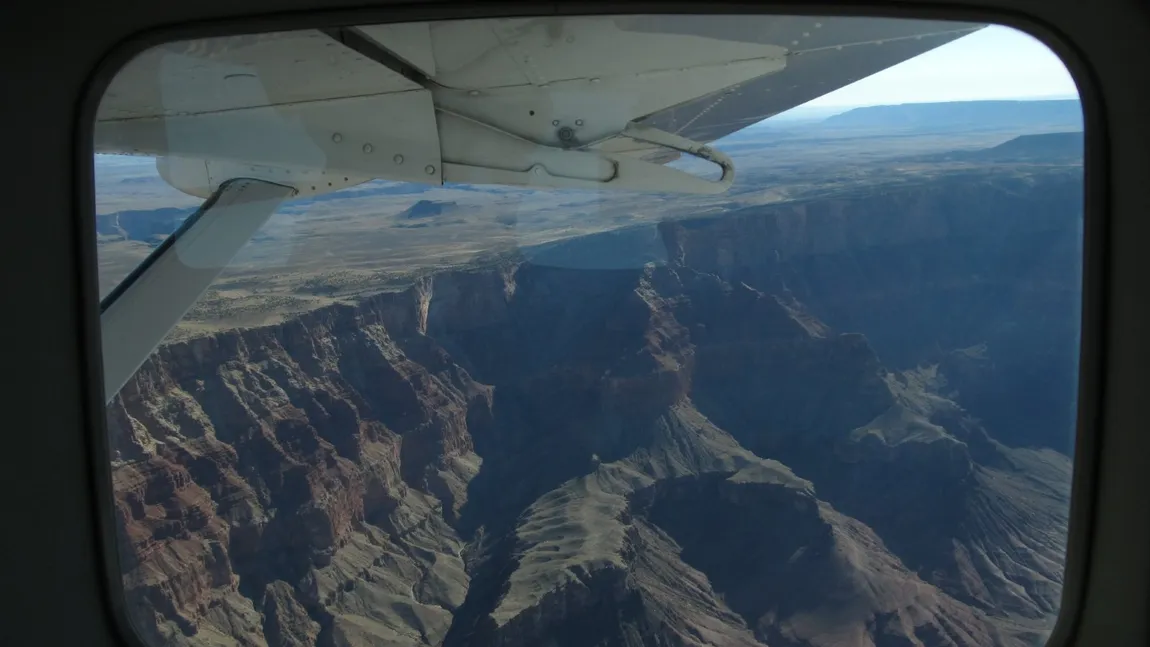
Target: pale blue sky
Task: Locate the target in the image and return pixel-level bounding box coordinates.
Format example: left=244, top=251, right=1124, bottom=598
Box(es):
left=802, top=25, right=1078, bottom=108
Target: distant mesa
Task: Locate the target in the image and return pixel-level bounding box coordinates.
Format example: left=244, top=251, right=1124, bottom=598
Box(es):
left=917, top=131, right=1084, bottom=164
left=820, top=99, right=1083, bottom=133
left=967, top=131, right=1084, bottom=161
left=400, top=199, right=457, bottom=219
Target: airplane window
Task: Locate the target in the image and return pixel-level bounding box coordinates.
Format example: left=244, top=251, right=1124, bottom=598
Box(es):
left=93, top=15, right=1084, bottom=647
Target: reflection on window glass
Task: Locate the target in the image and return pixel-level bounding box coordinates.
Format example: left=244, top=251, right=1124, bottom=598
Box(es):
left=96, top=15, right=1082, bottom=647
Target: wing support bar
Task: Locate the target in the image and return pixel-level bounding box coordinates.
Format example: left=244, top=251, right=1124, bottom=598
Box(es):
left=100, top=178, right=296, bottom=402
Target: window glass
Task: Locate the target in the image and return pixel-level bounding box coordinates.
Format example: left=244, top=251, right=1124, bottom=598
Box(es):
left=95, top=15, right=1083, bottom=647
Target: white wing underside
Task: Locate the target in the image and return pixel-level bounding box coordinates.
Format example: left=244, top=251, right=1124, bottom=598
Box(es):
left=95, top=16, right=982, bottom=401
left=95, top=16, right=982, bottom=197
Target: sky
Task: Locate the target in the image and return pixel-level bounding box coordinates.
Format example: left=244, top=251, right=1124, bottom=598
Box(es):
left=797, top=24, right=1078, bottom=110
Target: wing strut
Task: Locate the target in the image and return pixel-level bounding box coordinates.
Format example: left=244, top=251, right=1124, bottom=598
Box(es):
left=100, top=178, right=296, bottom=402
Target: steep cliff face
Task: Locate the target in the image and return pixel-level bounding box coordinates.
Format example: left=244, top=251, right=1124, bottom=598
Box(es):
left=108, top=168, right=1078, bottom=647
left=109, top=295, right=489, bottom=647
left=660, top=169, right=1083, bottom=451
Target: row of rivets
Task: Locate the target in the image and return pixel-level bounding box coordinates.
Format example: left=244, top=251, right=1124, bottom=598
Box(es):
left=327, top=133, right=434, bottom=173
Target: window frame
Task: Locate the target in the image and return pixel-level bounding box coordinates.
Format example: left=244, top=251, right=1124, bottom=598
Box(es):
left=74, top=4, right=1109, bottom=647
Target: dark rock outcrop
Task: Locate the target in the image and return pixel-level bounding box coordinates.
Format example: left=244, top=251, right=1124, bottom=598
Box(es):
left=401, top=200, right=458, bottom=220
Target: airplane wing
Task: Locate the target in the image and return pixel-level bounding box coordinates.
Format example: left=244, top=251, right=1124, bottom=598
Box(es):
left=93, top=15, right=981, bottom=400
left=95, top=16, right=981, bottom=197
left=633, top=17, right=981, bottom=149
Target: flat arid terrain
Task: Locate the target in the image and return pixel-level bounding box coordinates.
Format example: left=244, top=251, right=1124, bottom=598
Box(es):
left=102, top=100, right=1084, bottom=647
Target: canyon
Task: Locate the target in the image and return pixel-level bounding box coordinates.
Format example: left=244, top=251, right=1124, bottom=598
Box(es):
left=106, top=159, right=1081, bottom=647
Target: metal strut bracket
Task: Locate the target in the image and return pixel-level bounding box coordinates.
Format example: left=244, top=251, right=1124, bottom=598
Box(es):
left=617, top=122, right=736, bottom=193
left=100, top=178, right=296, bottom=402
left=438, top=112, right=736, bottom=194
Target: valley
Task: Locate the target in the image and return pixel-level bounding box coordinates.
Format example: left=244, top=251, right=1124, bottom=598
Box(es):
left=101, top=100, right=1084, bottom=647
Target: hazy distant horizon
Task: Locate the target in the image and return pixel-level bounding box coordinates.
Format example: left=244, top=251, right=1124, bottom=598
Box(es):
left=769, top=93, right=1080, bottom=122
left=800, top=25, right=1077, bottom=109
